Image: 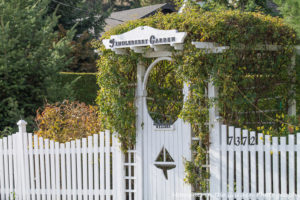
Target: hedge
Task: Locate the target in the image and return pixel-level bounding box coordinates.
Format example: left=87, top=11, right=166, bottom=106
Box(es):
left=59, top=72, right=98, bottom=105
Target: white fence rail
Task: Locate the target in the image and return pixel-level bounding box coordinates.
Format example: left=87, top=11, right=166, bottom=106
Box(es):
left=0, top=120, right=124, bottom=200
left=209, top=123, right=300, bottom=199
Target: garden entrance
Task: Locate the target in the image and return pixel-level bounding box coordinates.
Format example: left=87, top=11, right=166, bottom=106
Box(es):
left=140, top=57, right=191, bottom=200
left=103, top=26, right=193, bottom=199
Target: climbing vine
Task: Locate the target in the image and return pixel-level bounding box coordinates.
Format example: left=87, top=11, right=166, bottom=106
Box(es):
left=93, top=7, right=297, bottom=191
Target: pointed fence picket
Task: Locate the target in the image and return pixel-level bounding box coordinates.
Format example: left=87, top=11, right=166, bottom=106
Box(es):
left=206, top=123, right=300, bottom=200
left=0, top=120, right=126, bottom=200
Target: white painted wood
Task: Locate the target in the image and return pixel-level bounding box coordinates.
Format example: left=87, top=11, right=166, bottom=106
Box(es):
left=208, top=79, right=221, bottom=199
left=60, top=143, right=66, bottom=200
left=192, top=42, right=281, bottom=52
left=288, top=135, right=295, bottom=195
left=257, top=133, right=264, bottom=196
left=12, top=134, right=21, bottom=199
left=99, top=132, right=105, bottom=200
left=265, top=135, right=272, bottom=195
left=93, top=135, right=99, bottom=200
left=296, top=45, right=300, bottom=55
left=228, top=126, right=234, bottom=199
left=34, top=135, right=41, bottom=200
left=88, top=136, right=93, bottom=200
left=71, top=141, right=77, bottom=200
left=235, top=128, right=242, bottom=199
left=0, top=123, right=121, bottom=200
left=39, top=137, right=46, bottom=200
left=76, top=139, right=83, bottom=200
left=105, top=130, right=111, bottom=198
left=113, top=132, right=125, bottom=200
left=136, top=60, right=145, bottom=200
left=50, top=140, right=55, bottom=200
left=242, top=129, right=249, bottom=199
left=0, top=139, right=4, bottom=200
left=82, top=138, right=88, bottom=200
left=192, top=42, right=229, bottom=53
left=272, top=137, right=279, bottom=195
left=55, top=142, right=61, bottom=200
left=44, top=139, right=51, bottom=200
left=12, top=134, right=19, bottom=199
left=280, top=137, right=287, bottom=195
left=28, top=133, right=36, bottom=200
left=250, top=131, right=256, bottom=197
left=140, top=57, right=192, bottom=200
left=17, top=120, right=27, bottom=200
left=103, top=26, right=187, bottom=53
left=297, top=134, right=300, bottom=196
left=22, top=131, right=30, bottom=200
left=65, top=142, right=71, bottom=200
left=4, top=137, right=9, bottom=199
left=143, top=50, right=173, bottom=58
left=221, top=125, right=227, bottom=198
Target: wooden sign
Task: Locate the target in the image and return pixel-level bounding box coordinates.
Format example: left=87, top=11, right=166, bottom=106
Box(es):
left=103, top=26, right=187, bottom=51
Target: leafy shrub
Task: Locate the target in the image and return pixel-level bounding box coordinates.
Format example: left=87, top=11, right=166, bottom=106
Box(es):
left=35, top=101, right=101, bottom=142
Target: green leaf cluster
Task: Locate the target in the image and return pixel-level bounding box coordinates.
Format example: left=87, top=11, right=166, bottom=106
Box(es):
left=0, top=0, right=74, bottom=134
left=94, top=7, right=296, bottom=188
left=274, top=0, right=300, bottom=36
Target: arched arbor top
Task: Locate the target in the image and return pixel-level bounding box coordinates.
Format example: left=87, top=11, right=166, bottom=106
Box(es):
left=102, top=26, right=300, bottom=57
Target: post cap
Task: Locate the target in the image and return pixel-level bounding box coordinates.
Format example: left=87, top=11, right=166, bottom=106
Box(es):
left=17, top=120, right=27, bottom=133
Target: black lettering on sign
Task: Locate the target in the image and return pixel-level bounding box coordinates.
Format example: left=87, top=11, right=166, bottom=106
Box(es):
left=110, top=35, right=177, bottom=48
left=109, top=39, right=115, bottom=48
left=153, top=122, right=171, bottom=129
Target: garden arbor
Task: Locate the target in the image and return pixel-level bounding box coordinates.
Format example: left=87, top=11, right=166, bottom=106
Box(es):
left=99, top=9, right=298, bottom=199
left=103, top=26, right=193, bottom=199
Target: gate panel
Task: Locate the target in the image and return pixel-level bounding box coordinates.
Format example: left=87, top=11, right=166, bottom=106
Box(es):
left=142, top=98, right=192, bottom=200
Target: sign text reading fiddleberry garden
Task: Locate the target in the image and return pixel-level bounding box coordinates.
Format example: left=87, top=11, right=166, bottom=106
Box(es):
left=109, top=36, right=176, bottom=48
left=103, top=26, right=187, bottom=51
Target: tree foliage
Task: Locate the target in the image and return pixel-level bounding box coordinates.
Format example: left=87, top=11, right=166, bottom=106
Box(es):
left=274, top=0, right=300, bottom=36
left=48, top=0, right=113, bottom=36
left=0, top=0, right=74, bottom=134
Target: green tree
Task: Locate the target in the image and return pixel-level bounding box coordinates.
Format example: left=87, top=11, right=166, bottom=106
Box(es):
left=0, top=0, right=74, bottom=134
left=47, top=0, right=114, bottom=72
left=48, top=0, right=113, bottom=36
left=274, top=0, right=300, bottom=36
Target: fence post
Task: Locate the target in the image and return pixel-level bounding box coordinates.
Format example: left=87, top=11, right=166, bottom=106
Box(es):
left=113, top=133, right=125, bottom=200
left=208, top=80, right=221, bottom=199
left=15, top=120, right=28, bottom=200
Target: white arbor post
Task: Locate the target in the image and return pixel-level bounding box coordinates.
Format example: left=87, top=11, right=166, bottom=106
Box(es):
left=15, top=120, right=28, bottom=200
left=288, top=52, right=297, bottom=116
left=136, top=60, right=146, bottom=200
left=208, top=80, right=221, bottom=199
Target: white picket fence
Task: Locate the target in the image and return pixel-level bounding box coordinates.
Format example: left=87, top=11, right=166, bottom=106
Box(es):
left=0, top=120, right=125, bottom=200
left=208, top=122, right=300, bottom=199
left=3, top=120, right=300, bottom=200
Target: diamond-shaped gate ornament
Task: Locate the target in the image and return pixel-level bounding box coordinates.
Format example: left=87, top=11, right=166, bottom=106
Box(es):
left=154, top=147, right=176, bottom=180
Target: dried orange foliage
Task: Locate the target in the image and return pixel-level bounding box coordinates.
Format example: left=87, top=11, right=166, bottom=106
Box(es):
left=35, top=101, right=101, bottom=143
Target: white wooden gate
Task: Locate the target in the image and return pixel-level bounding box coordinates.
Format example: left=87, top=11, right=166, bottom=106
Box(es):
left=136, top=57, right=192, bottom=200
